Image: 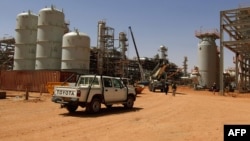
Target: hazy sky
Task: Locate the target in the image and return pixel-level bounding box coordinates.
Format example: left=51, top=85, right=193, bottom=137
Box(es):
left=0, top=0, right=249, bottom=72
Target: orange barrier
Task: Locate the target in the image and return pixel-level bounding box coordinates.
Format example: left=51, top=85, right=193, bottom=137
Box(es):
left=135, top=85, right=145, bottom=94
left=46, top=82, right=69, bottom=94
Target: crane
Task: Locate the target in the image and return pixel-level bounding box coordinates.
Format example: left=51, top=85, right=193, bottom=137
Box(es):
left=149, top=59, right=168, bottom=92
left=128, top=26, right=145, bottom=81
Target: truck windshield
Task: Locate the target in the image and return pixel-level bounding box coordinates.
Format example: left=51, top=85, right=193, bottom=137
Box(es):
left=78, top=77, right=99, bottom=86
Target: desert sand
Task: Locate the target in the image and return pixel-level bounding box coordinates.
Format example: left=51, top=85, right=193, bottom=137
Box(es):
left=1, top=86, right=250, bottom=141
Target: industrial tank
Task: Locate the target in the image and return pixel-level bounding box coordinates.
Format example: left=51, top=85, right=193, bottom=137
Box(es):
left=119, top=32, right=127, bottom=60
left=61, top=30, right=90, bottom=73
left=35, top=6, right=65, bottom=70
left=97, top=21, right=106, bottom=74
left=14, top=11, right=38, bottom=70
left=159, top=45, right=168, bottom=60
left=196, top=30, right=219, bottom=88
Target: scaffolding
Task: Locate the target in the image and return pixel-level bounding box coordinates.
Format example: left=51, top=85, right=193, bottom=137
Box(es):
left=220, top=6, right=250, bottom=93
left=0, top=37, right=15, bottom=70
left=97, top=21, right=131, bottom=77
left=97, top=21, right=115, bottom=75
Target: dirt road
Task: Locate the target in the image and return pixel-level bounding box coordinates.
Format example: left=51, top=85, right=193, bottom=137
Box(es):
left=1, top=86, right=250, bottom=141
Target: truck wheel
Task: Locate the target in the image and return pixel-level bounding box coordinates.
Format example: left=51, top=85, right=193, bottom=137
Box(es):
left=66, top=104, right=78, bottom=113
left=124, top=96, right=134, bottom=109
left=88, top=98, right=101, bottom=113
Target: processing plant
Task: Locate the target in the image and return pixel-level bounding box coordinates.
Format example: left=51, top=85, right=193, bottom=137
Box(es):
left=0, top=5, right=180, bottom=93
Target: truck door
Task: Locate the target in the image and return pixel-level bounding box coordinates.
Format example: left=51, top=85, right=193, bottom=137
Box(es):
left=103, top=78, right=126, bottom=102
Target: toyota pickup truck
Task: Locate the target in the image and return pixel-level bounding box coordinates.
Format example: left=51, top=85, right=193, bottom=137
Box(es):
left=52, top=75, right=137, bottom=113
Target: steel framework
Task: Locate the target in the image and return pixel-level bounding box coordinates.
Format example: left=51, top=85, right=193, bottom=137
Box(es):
left=0, top=37, right=15, bottom=70
left=220, top=6, right=250, bottom=93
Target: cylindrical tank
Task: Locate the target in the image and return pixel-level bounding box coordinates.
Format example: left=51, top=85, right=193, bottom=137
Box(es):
left=97, top=21, right=106, bottom=74
left=61, top=30, right=90, bottom=73
left=35, top=6, right=65, bottom=70
left=197, top=36, right=219, bottom=88
left=159, top=45, right=167, bottom=60
left=119, top=32, right=127, bottom=60
left=119, top=32, right=128, bottom=77
left=14, top=10, right=38, bottom=70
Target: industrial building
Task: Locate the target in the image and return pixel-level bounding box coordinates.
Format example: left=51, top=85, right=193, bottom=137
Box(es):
left=2, top=5, right=250, bottom=94
left=182, top=5, right=250, bottom=94
left=0, top=5, right=180, bottom=93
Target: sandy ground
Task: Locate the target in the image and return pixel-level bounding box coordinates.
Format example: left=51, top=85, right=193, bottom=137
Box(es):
left=1, top=86, right=250, bottom=141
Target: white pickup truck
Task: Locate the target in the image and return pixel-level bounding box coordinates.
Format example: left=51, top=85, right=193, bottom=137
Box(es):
left=52, top=75, right=137, bottom=113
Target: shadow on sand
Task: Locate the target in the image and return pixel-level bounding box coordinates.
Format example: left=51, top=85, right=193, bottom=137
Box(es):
left=59, top=106, right=143, bottom=118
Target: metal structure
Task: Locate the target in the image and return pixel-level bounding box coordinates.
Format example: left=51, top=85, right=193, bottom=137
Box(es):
left=128, top=26, right=146, bottom=81
left=0, top=37, right=15, bottom=70
left=97, top=21, right=105, bottom=74
left=183, top=56, right=188, bottom=77
left=35, top=5, right=65, bottom=70
left=0, top=70, right=76, bottom=92
left=0, top=7, right=185, bottom=93
left=195, top=29, right=220, bottom=88
left=0, top=6, right=182, bottom=91
left=14, top=10, right=38, bottom=70
left=148, top=60, right=167, bottom=92
left=159, top=45, right=168, bottom=60
left=61, top=30, right=90, bottom=73
left=119, top=32, right=129, bottom=77
left=220, top=6, right=250, bottom=93
left=97, top=20, right=117, bottom=76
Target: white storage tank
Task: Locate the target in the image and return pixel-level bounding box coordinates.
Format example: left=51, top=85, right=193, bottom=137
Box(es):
left=196, top=29, right=220, bottom=88
left=35, top=5, right=65, bottom=70
left=61, top=30, right=90, bottom=73
left=14, top=10, right=38, bottom=70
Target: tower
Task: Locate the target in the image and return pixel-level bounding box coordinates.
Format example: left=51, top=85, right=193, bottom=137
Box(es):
left=195, top=29, right=220, bottom=88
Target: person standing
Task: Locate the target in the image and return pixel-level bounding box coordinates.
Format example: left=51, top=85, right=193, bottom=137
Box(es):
left=212, top=82, right=217, bottom=94
left=172, top=82, right=177, bottom=96
left=165, top=82, right=169, bottom=95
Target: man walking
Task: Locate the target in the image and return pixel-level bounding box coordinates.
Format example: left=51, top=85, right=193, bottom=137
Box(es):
left=172, top=82, right=177, bottom=96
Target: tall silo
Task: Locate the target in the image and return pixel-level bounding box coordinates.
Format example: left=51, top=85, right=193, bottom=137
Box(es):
left=195, top=29, right=220, bottom=88
left=61, top=30, right=90, bottom=73
left=97, top=21, right=106, bottom=74
left=119, top=32, right=128, bottom=77
left=14, top=10, right=38, bottom=70
left=119, top=32, right=127, bottom=60
left=35, top=5, right=65, bottom=70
